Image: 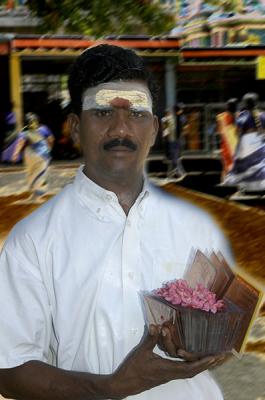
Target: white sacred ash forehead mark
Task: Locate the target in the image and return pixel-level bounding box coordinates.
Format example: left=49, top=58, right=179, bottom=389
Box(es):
left=95, top=89, right=150, bottom=108
left=82, top=82, right=153, bottom=112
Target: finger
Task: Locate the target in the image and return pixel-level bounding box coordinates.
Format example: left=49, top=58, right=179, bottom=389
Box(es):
left=177, top=349, right=203, bottom=362
left=208, top=353, right=229, bottom=369
left=159, top=354, right=226, bottom=381
left=141, top=324, right=160, bottom=351
left=187, top=354, right=226, bottom=376
left=163, top=321, right=183, bottom=350
left=161, top=327, right=178, bottom=357
left=157, top=334, right=167, bottom=353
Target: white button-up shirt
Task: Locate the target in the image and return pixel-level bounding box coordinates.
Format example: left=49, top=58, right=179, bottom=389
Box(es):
left=0, top=167, right=232, bottom=399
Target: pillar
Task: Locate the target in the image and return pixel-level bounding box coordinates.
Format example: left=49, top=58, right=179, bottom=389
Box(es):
left=9, top=53, right=23, bottom=131
left=165, top=59, right=177, bottom=111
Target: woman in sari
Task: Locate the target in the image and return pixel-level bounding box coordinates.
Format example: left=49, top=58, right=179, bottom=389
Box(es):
left=223, top=93, right=265, bottom=192
left=216, top=98, right=239, bottom=179
left=12, top=113, right=54, bottom=201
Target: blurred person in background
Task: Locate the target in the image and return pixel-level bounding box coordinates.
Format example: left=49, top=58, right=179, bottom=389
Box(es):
left=184, top=107, right=201, bottom=151
left=161, top=108, right=175, bottom=161
left=216, top=98, right=239, bottom=180
left=175, top=103, right=187, bottom=162
left=223, top=92, right=265, bottom=191
left=0, top=101, right=20, bottom=163
left=161, top=103, right=186, bottom=175
left=12, top=112, right=54, bottom=202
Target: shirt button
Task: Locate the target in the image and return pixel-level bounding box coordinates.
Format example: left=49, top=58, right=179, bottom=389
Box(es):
left=106, top=194, right=112, bottom=201
left=128, top=271, right=134, bottom=280
left=127, top=219, right=131, bottom=227
left=131, top=328, right=138, bottom=335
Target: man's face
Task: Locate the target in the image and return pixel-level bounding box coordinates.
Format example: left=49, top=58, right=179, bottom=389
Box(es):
left=70, top=81, right=158, bottom=180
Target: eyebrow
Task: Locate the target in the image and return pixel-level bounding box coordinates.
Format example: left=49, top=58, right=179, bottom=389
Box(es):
left=89, top=105, right=149, bottom=112
left=89, top=106, right=114, bottom=111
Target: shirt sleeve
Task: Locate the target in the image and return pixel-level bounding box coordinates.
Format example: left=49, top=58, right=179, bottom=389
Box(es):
left=236, top=110, right=248, bottom=130
left=0, top=233, right=52, bottom=368
left=39, top=125, right=53, bottom=139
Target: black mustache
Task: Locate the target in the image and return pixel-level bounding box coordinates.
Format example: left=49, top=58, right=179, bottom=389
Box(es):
left=103, top=138, right=137, bottom=151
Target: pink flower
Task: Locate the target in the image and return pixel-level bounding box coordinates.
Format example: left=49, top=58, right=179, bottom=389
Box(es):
left=154, top=279, right=225, bottom=313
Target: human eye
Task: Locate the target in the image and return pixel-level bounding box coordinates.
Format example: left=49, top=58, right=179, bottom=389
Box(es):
left=92, top=108, right=113, bottom=117
left=129, top=109, right=147, bottom=119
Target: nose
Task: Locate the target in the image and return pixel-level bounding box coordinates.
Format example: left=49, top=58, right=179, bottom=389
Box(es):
left=107, top=109, right=131, bottom=138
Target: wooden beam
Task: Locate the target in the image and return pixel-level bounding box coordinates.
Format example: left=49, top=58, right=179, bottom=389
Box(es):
left=182, top=48, right=265, bottom=58
left=12, top=38, right=180, bottom=50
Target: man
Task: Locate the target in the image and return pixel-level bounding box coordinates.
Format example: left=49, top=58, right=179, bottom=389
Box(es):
left=0, top=44, right=231, bottom=399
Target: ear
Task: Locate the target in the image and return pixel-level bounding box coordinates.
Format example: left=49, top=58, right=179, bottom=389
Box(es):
left=68, top=113, right=81, bottom=146
left=151, top=115, right=159, bottom=146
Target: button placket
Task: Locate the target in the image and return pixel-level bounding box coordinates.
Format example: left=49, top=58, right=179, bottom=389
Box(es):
left=137, top=191, right=149, bottom=219
left=121, top=212, right=142, bottom=353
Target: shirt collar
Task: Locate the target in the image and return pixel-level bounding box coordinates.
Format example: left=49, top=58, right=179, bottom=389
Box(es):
left=73, top=165, right=152, bottom=219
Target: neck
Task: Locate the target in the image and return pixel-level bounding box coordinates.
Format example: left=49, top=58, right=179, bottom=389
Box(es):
left=83, top=165, right=144, bottom=215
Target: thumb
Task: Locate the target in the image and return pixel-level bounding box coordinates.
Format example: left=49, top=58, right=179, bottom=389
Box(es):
left=142, top=324, right=159, bottom=351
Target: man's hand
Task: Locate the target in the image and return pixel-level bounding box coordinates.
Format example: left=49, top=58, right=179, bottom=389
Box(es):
left=110, top=325, right=225, bottom=399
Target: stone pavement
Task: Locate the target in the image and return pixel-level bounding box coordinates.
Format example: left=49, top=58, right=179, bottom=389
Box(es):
left=0, top=162, right=265, bottom=400
left=0, top=160, right=80, bottom=196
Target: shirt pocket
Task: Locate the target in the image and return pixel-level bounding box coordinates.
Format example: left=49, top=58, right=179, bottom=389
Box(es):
left=151, top=247, right=186, bottom=289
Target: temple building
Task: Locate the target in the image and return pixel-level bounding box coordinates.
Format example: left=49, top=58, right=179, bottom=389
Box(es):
left=1, top=0, right=265, bottom=154
left=171, top=0, right=265, bottom=47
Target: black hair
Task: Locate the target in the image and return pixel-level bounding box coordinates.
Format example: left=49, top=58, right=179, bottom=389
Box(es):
left=25, top=112, right=39, bottom=125
left=226, top=98, right=238, bottom=113
left=68, top=44, right=158, bottom=115
left=242, top=92, right=258, bottom=110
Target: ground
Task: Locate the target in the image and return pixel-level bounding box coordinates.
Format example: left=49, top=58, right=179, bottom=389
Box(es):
left=0, top=162, right=264, bottom=400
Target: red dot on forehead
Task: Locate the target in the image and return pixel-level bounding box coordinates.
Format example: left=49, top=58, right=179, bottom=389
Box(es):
left=110, top=97, right=132, bottom=108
